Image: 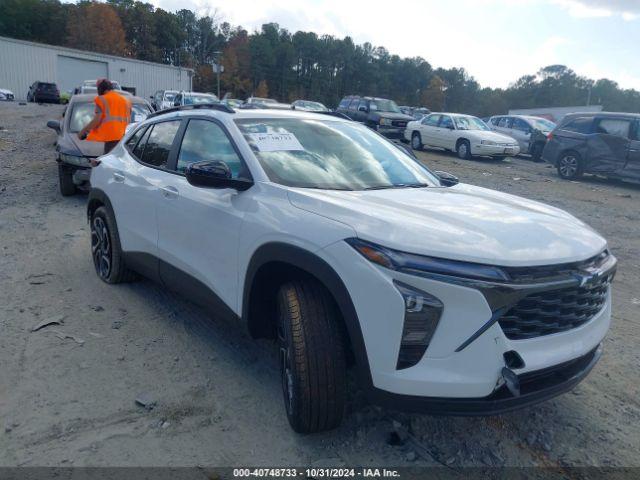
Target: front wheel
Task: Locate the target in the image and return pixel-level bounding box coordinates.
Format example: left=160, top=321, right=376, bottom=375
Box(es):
left=277, top=279, right=346, bottom=433
left=557, top=152, right=583, bottom=180
left=58, top=164, right=77, bottom=196
left=456, top=139, right=472, bottom=160
left=411, top=132, right=423, bottom=150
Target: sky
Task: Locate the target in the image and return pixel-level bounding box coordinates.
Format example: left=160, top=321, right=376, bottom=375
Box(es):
left=149, top=0, right=640, bottom=90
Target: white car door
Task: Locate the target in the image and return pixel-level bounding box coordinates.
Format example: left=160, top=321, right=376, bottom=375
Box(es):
left=110, top=120, right=181, bottom=260
left=420, top=114, right=441, bottom=146
left=156, top=118, right=252, bottom=313
left=438, top=115, right=458, bottom=149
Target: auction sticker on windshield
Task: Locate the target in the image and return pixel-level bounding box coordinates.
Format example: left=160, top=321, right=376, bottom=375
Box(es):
left=248, top=132, right=304, bottom=152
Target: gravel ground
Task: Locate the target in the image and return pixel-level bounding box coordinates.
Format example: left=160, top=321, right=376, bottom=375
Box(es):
left=0, top=102, right=639, bottom=471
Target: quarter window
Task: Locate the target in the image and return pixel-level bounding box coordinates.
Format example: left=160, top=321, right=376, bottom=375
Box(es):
left=177, top=120, right=246, bottom=178
left=132, top=126, right=152, bottom=159
left=490, top=117, right=501, bottom=126
left=338, top=98, right=350, bottom=109
left=140, top=121, right=180, bottom=168
left=595, top=118, right=632, bottom=138
left=125, top=126, right=148, bottom=151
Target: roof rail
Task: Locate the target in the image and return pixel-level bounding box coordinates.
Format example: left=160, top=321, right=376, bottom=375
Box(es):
left=147, top=103, right=235, bottom=119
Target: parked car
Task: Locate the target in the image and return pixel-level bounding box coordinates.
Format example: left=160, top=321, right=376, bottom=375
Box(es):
left=27, top=81, right=60, bottom=103
left=336, top=95, right=414, bottom=138
left=75, top=81, right=131, bottom=96
left=400, top=106, right=431, bottom=120
left=406, top=112, right=520, bottom=159
left=173, top=91, right=219, bottom=106
left=488, top=115, right=556, bottom=161
left=154, top=90, right=179, bottom=110
left=87, top=104, right=615, bottom=433
left=0, top=88, right=14, bottom=101
left=245, top=96, right=277, bottom=106
left=221, top=98, right=243, bottom=109
left=243, top=97, right=291, bottom=110
left=291, top=100, right=329, bottom=112
left=46, top=93, right=153, bottom=196
left=542, top=112, right=640, bottom=182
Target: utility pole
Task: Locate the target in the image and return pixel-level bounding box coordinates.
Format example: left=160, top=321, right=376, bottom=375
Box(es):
left=212, top=51, right=222, bottom=99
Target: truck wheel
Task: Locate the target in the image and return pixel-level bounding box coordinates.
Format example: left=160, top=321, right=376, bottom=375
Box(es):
left=411, top=132, right=423, bottom=150
left=456, top=139, right=472, bottom=160
left=90, top=206, right=136, bottom=284
left=276, top=279, right=346, bottom=433
left=557, top=152, right=583, bottom=180
left=58, top=164, right=77, bottom=196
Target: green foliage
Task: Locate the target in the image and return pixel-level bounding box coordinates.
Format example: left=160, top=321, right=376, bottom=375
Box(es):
left=2, top=0, right=639, bottom=113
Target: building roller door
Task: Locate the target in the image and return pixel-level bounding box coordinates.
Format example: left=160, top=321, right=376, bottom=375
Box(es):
left=57, top=55, right=108, bottom=93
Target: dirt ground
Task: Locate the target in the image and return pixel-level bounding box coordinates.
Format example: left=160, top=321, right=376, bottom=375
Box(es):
left=1, top=102, right=639, bottom=471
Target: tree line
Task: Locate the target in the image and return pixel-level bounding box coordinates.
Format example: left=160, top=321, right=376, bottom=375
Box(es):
left=2, top=0, right=640, bottom=115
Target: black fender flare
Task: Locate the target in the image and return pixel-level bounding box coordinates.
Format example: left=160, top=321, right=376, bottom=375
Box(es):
left=86, top=188, right=115, bottom=223
left=242, top=242, right=374, bottom=391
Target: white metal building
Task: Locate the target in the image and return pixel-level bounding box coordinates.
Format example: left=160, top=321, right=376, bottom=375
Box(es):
left=0, top=36, right=193, bottom=100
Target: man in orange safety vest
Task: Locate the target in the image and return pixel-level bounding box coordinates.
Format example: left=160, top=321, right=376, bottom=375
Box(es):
left=78, top=78, right=132, bottom=154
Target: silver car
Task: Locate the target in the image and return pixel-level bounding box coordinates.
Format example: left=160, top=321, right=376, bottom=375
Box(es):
left=487, top=115, right=556, bottom=161
left=46, top=94, right=153, bottom=196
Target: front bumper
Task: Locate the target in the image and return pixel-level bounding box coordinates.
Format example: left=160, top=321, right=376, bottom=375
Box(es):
left=472, top=143, right=520, bottom=157
left=320, top=241, right=613, bottom=412
left=377, top=126, right=406, bottom=139
left=369, top=344, right=602, bottom=415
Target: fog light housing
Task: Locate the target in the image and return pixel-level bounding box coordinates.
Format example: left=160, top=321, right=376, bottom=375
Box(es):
left=394, top=281, right=443, bottom=370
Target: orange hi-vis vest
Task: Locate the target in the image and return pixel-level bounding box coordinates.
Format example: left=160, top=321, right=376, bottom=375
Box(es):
left=86, top=91, right=132, bottom=142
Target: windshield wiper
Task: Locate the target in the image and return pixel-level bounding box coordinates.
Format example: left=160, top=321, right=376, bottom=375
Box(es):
left=364, top=183, right=429, bottom=190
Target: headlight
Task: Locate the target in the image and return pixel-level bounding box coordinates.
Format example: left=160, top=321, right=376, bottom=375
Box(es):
left=481, top=140, right=496, bottom=146
left=379, top=118, right=393, bottom=126
left=346, top=238, right=509, bottom=282
left=59, top=153, right=90, bottom=167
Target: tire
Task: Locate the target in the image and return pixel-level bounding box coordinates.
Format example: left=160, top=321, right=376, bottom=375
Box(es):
left=493, top=156, right=506, bottom=161
left=58, top=164, right=77, bottom=196
left=557, top=151, right=583, bottom=180
left=530, top=142, right=544, bottom=162
left=276, top=279, right=347, bottom=433
left=411, top=131, right=423, bottom=151
left=456, top=139, right=472, bottom=160
left=90, top=206, right=136, bottom=284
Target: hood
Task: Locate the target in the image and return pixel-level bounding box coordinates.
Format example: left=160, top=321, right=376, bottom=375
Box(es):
left=59, top=131, right=105, bottom=157
left=466, top=130, right=517, bottom=143
left=287, top=183, right=606, bottom=266
left=372, top=111, right=415, bottom=121
left=0, top=88, right=14, bottom=95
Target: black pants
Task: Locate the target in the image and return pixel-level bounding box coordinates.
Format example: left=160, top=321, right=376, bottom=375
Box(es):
left=104, top=141, right=119, bottom=154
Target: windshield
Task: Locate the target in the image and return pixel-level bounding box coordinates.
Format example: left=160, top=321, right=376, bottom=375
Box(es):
left=296, top=101, right=328, bottom=111
left=164, top=92, right=177, bottom=101
left=69, top=102, right=95, bottom=133
left=369, top=99, right=401, bottom=113
left=235, top=118, right=439, bottom=190
left=529, top=117, right=556, bottom=131
left=131, top=103, right=152, bottom=122
left=453, top=115, right=490, bottom=131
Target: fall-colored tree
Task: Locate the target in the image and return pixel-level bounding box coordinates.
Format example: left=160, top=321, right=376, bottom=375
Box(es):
left=254, top=79, right=269, bottom=98
left=421, top=75, right=446, bottom=111
left=221, top=29, right=252, bottom=98
left=66, top=2, right=128, bottom=56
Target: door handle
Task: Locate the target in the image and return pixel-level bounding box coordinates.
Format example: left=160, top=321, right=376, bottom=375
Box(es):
left=160, top=185, right=179, bottom=199
left=113, top=171, right=125, bottom=183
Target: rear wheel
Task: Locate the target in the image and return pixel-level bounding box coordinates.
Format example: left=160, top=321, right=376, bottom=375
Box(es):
left=58, top=164, right=76, bottom=196
left=276, top=279, right=346, bottom=433
left=456, top=139, right=472, bottom=160
left=411, top=132, right=423, bottom=150
left=557, top=152, right=583, bottom=180
left=90, top=206, right=136, bottom=284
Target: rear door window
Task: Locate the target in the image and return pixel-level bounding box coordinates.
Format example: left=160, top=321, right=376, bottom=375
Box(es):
left=423, top=114, right=441, bottom=126
left=139, top=120, right=181, bottom=168
left=595, top=118, right=632, bottom=138
left=338, top=98, right=350, bottom=109
left=562, top=117, right=593, bottom=134
left=490, top=117, right=501, bottom=126
left=439, top=116, right=454, bottom=129
left=512, top=118, right=530, bottom=132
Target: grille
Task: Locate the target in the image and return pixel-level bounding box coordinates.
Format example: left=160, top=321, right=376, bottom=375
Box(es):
left=392, top=120, right=408, bottom=128
left=499, top=274, right=612, bottom=340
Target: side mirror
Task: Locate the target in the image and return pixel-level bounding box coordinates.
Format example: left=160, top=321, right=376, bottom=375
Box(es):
left=435, top=170, right=459, bottom=187
left=185, top=161, right=253, bottom=191
left=358, top=106, right=368, bottom=112
left=47, top=120, right=61, bottom=133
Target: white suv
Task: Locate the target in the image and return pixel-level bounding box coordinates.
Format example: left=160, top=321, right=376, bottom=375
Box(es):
left=87, top=104, right=616, bottom=433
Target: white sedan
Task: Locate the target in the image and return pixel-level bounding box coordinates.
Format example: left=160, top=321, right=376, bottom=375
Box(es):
left=405, top=112, right=520, bottom=159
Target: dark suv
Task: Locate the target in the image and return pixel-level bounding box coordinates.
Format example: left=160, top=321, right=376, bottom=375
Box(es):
left=27, top=81, right=60, bottom=104
left=336, top=95, right=414, bottom=138
left=542, top=112, right=640, bottom=182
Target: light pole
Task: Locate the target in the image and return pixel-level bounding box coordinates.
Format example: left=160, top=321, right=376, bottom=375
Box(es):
left=212, top=51, right=222, bottom=99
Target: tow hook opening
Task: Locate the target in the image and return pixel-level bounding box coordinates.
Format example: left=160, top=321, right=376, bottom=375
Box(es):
left=501, top=367, right=521, bottom=397
left=503, top=350, right=525, bottom=369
